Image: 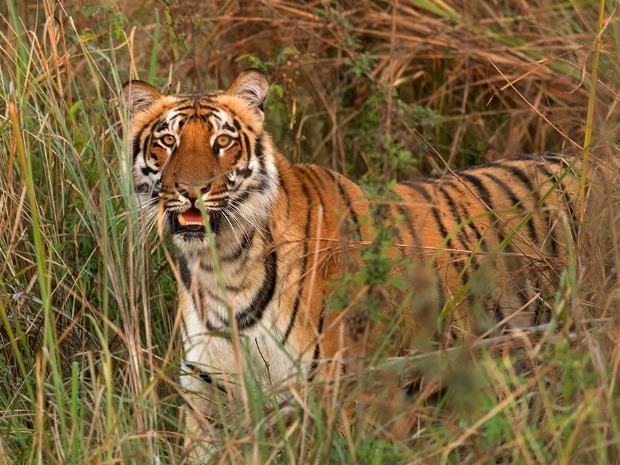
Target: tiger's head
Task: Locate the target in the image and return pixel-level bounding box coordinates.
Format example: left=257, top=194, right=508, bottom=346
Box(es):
left=123, top=69, right=278, bottom=251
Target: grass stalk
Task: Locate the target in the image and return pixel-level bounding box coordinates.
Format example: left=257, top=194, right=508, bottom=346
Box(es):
left=579, top=0, right=606, bottom=207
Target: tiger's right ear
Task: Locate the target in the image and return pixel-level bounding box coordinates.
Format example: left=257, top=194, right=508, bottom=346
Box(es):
left=122, top=80, right=162, bottom=117
left=226, top=69, right=269, bottom=111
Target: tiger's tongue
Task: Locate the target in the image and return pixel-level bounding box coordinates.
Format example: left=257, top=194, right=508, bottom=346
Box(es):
left=180, top=207, right=203, bottom=224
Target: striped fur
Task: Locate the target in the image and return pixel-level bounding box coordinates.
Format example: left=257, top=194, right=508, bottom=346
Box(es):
left=123, top=69, right=588, bottom=442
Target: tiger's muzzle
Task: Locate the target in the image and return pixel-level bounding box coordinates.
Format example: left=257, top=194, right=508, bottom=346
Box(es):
left=165, top=183, right=229, bottom=238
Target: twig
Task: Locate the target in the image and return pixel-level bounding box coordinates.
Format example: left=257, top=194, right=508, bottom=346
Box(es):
left=255, top=338, right=272, bottom=386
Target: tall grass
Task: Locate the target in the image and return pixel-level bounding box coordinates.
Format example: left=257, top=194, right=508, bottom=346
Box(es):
left=0, top=0, right=619, bottom=463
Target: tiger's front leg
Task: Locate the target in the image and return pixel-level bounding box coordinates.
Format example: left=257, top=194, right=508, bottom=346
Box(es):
left=180, top=373, right=228, bottom=463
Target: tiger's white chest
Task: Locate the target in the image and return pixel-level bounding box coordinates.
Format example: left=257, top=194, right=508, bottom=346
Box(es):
left=179, top=287, right=305, bottom=394
left=172, top=215, right=316, bottom=398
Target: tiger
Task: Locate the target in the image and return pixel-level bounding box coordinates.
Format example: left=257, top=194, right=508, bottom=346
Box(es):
left=122, top=68, right=603, bottom=454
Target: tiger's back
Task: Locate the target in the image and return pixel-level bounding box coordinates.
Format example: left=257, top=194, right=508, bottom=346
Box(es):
left=123, top=69, right=603, bottom=447
left=395, top=153, right=581, bottom=335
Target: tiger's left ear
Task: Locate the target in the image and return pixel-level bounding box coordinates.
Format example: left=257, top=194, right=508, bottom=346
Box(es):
left=226, top=69, right=269, bottom=112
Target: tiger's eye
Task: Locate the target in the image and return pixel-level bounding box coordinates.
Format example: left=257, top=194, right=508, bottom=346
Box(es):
left=216, top=135, right=232, bottom=148
left=161, top=134, right=176, bottom=147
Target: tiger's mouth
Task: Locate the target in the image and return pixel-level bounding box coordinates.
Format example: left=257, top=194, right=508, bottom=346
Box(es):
left=170, top=207, right=223, bottom=236
left=177, top=207, right=203, bottom=228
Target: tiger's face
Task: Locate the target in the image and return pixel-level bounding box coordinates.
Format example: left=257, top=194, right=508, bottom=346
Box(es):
left=123, top=70, right=278, bottom=251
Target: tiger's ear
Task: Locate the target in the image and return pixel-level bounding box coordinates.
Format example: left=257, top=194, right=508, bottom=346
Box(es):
left=226, top=69, right=269, bottom=111
left=122, top=80, right=162, bottom=117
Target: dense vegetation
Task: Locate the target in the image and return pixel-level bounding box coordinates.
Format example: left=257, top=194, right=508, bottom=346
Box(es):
left=1, top=0, right=619, bottom=463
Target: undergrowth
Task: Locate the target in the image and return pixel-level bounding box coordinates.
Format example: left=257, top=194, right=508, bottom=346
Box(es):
left=0, top=0, right=619, bottom=463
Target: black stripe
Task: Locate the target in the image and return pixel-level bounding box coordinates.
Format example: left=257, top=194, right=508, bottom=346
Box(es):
left=279, top=174, right=290, bottom=218
left=282, top=172, right=313, bottom=344
left=233, top=142, right=245, bottom=166
left=205, top=317, right=217, bottom=332
left=188, top=94, right=211, bottom=102
left=478, top=172, right=520, bottom=206
left=133, top=125, right=152, bottom=162
left=530, top=161, right=570, bottom=256
left=430, top=207, right=466, bottom=279
left=235, top=230, right=278, bottom=330
left=198, top=231, right=253, bottom=272
left=443, top=181, right=485, bottom=245
left=179, top=309, right=190, bottom=342
left=135, top=183, right=150, bottom=194
left=389, top=203, right=404, bottom=245
left=155, top=119, right=169, bottom=132
left=402, top=181, right=458, bottom=247
left=396, top=204, right=416, bottom=246
left=401, top=182, right=454, bottom=247
left=195, top=104, right=220, bottom=113
left=221, top=229, right=255, bottom=263
left=493, top=302, right=506, bottom=331
left=132, top=135, right=142, bottom=163
left=322, top=169, right=361, bottom=238
left=176, top=254, right=192, bottom=290
left=235, top=166, right=252, bottom=179
left=402, top=181, right=469, bottom=285
left=298, top=165, right=326, bottom=213
left=226, top=107, right=238, bottom=118
left=530, top=159, right=558, bottom=189
left=254, top=138, right=264, bottom=159
left=497, top=163, right=544, bottom=240
left=240, top=133, right=252, bottom=165
left=256, top=154, right=268, bottom=185
left=307, top=304, right=325, bottom=382
left=141, top=165, right=157, bottom=176
left=460, top=168, right=515, bottom=264
left=458, top=172, right=511, bottom=272
left=538, top=158, right=573, bottom=208
left=199, top=260, right=213, bottom=273
left=436, top=185, right=484, bottom=281
left=402, top=180, right=434, bottom=203
left=169, top=104, right=195, bottom=113
left=459, top=173, right=495, bottom=210
left=480, top=172, right=539, bottom=244
left=204, top=286, right=225, bottom=305
left=495, top=164, right=535, bottom=192
left=437, top=275, right=446, bottom=316
left=196, top=287, right=206, bottom=325
left=183, top=363, right=226, bottom=393
left=534, top=294, right=546, bottom=324
left=282, top=292, right=301, bottom=344
left=438, top=185, right=471, bottom=250
left=230, top=190, right=251, bottom=208
left=537, top=152, right=566, bottom=165
left=196, top=290, right=223, bottom=331
left=304, top=165, right=327, bottom=190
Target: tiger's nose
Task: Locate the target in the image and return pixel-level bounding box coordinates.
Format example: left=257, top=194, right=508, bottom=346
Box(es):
left=176, top=182, right=211, bottom=200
